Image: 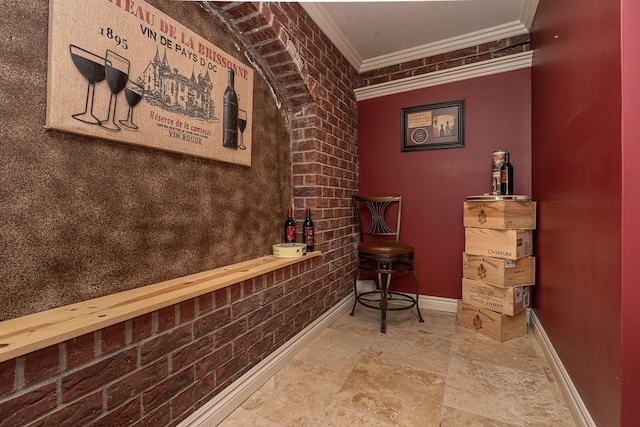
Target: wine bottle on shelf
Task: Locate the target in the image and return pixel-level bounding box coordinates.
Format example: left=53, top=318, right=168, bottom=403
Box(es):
left=303, top=208, right=314, bottom=252
left=222, top=68, right=238, bottom=149
left=500, top=152, right=514, bottom=195
left=284, top=207, right=296, bottom=243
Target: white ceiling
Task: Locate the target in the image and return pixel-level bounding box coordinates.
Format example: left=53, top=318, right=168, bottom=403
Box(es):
left=300, top=0, right=538, bottom=72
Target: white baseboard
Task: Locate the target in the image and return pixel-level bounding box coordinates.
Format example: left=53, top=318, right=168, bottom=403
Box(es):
left=529, top=310, right=595, bottom=427
left=419, top=294, right=458, bottom=313
left=177, top=295, right=355, bottom=427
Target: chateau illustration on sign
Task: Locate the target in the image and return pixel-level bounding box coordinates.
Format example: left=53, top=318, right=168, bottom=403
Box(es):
left=46, top=0, right=254, bottom=166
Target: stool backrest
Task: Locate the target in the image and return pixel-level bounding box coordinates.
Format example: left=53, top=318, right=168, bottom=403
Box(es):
left=353, top=195, right=403, bottom=242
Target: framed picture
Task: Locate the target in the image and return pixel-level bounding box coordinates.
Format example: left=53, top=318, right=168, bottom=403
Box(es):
left=401, top=100, right=465, bottom=151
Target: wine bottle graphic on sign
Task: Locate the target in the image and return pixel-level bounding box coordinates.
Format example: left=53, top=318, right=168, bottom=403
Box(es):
left=222, top=68, right=238, bottom=148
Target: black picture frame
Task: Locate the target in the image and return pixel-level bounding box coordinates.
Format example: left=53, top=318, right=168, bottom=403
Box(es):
left=401, top=100, right=465, bottom=151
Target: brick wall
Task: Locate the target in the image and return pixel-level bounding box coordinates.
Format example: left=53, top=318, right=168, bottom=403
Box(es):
left=0, top=257, right=327, bottom=426
left=358, top=34, right=531, bottom=87
left=213, top=2, right=361, bottom=251
left=210, top=1, right=361, bottom=295
left=0, top=2, right=359, bottom=426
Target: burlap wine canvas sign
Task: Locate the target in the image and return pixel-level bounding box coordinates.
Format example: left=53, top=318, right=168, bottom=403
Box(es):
left=46, top=0, right=254, bottom=166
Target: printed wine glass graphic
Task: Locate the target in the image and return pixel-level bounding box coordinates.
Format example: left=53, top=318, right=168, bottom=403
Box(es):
left=69, top=45, right=106, bottom=124
left=101, top=50, right=130, bottom=131
left=237, top=109, right=248, bottom=150
left=119, top=80, right=144, bottom=129
left=70, top=46, right=142, bottom=132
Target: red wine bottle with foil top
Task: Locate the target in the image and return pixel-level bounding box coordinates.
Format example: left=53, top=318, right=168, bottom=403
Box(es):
left=303, top=208, right=314, bottom=252
left=284, top=207, right=296, bottom=243
left=500, top=152, right=514, bottom=195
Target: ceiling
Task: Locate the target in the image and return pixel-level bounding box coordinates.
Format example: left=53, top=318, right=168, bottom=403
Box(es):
left=300, top=0, right=538, bottom=72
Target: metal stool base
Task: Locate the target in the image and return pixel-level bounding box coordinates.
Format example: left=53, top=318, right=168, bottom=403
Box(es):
left=351, top=271, right=424, bottom=333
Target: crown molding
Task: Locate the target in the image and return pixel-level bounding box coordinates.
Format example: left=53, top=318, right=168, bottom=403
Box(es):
left=301, top=1, right=539, bottom=73
left=301, top=2, right=533, bottom=73
left=359, top=20, right=527, bottom=73
left=521, top=0, right=541, bottom=31
left=299, top=2, right=362, bottom=70
left=354, top=50, right=533, bottom=101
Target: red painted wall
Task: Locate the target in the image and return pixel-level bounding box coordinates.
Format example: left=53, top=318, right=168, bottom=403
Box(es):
left=531, top=0, right=625, bottom=425
left=357, top=69, right=531, bottom=298
left=621, top=0, right=640, bottom=425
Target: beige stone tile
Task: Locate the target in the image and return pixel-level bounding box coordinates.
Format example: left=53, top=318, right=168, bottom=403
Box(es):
left=536, top=365, right=576, bottom=422
left=218, top=407, right=282, bottom=426
left=240, top=358, right=346, bottom=426
left=221, top=309, right=576, bottom=427
left=444, top=357, right=576, bottom=426
left=451, top=326, right=545, bottom=375
left=333, top=303, right=448, bottom=337
left=313, top=404, right=395, bottom=426
left=527, top=335, right=575, bottom=414
left=441, top=406, right=519, bottom=426
left=296, top=327, right=375, bottom=376
left=524, top=421, right=578, bottom=427
left=333, top=353, right=445, bottom=426
left=406, top=309, right=457, bottom=339
left=331, top=306, right=386, bottom=336
left=374, top=306, right=456, bottom=338
left=370, top=328, right=451, bottom=375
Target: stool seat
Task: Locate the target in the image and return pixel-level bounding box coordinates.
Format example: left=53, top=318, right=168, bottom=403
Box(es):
left=358, top=240, right=414, bottom=257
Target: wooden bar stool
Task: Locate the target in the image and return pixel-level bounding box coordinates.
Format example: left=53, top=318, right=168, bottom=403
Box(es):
left=351, top=195, right=424, bottom=333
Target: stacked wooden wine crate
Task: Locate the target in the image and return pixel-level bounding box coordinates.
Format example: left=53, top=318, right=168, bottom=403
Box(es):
left=457, top=197, right=537, bottom=342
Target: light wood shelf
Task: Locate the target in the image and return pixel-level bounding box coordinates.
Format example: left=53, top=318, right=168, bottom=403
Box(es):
left=0, top=253, right=321, bottom=363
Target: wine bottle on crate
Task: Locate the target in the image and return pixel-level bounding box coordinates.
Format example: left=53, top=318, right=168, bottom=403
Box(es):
left=500, top=152, right=514, bottom=195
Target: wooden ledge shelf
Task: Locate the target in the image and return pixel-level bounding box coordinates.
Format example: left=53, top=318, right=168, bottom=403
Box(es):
left=0, top=252, right=321, bottom=363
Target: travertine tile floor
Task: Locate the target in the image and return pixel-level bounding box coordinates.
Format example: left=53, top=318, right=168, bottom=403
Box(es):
left=219, top=306, right=576, bottom=426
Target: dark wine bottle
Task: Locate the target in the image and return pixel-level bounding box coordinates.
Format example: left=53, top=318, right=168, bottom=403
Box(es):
left=302, top=208, right=314, bottom=252
left=500, top=152, right=514, bottom=195
left=284, top=207, right=296, bottom=243
left=222, top=68, right=238, bottom=149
